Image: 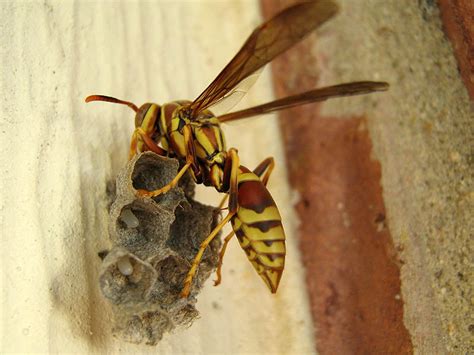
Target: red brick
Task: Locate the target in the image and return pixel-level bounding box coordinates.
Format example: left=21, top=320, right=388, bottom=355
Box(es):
left=438, top=0, right=474, bottom=99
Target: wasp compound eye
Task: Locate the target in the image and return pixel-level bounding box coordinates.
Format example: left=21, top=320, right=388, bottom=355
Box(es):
left=134, top=103, right=152, bottom=128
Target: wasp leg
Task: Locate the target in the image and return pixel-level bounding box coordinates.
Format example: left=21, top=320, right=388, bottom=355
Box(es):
left=252, top=157, right=275, bottom=186
left=217, top=195, right=229, bottom=210
left=129, top=127, right=167, bottom=160
left=213, top=230, right=234, bottom=286
left=136, top=162, right=192, bottom=198
left=180, top=148, right=240, bottom=298
left=180, top=212, right=234, bottom=298
left=213, top=156, right=274, bottom=287
left=212, top=196, right=228, bottom=224
left=136, top=125, right=197, bottom=198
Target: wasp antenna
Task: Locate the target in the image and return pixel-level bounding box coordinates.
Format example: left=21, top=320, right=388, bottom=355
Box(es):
left=85, top=95, right=139, bottom=113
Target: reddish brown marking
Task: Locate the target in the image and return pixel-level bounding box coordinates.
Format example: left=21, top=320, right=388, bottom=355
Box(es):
left=163, top=103, right=178, bottom=126
left=263, top=253, right=284, bottom=261
left=258, top=265, right=285, bottom=272
left=263, top=240, right=275, bottom=247
left=200, top=125, right=219, bottom=151
left=237, top=181, right=275, bottom=213
left=135, top=103, right=152, bottom=127
left=248, top=220, right=281, bottom=232
left=239, top=166, right=251, bottom=174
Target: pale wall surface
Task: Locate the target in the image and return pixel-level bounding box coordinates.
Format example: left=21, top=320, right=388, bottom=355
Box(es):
left=0, top=1, right=315, bottom=353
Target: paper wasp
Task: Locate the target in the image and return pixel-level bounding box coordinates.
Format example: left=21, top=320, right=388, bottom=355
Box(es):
left=86, top=1, right=388, bottom=298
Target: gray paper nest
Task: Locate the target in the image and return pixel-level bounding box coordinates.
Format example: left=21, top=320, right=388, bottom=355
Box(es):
left=99, top=152, right=221, bottom=345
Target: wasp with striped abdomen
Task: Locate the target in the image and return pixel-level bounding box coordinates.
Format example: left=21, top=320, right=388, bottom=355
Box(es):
left=86, top=1, right=388, bottom=298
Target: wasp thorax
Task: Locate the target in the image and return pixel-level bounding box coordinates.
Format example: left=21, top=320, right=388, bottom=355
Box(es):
left=177, top=106, right=192, bottom=119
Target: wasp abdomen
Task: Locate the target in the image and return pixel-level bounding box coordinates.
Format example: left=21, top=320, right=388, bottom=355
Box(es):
left=231, top=167, right=286, bottom=293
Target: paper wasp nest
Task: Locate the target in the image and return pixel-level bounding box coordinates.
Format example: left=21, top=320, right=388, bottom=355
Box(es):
left=99, top=152, right=221, bottom=345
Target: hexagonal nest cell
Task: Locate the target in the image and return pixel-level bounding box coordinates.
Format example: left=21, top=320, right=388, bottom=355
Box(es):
left=99, top=152, right=221, bottom=345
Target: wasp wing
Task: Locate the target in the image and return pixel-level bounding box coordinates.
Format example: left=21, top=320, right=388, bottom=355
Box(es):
left=206, top=68, right=263, bottom=117
left=217, top=81, right=389, bottom=122
left=188, top=0, right=339, bottom=117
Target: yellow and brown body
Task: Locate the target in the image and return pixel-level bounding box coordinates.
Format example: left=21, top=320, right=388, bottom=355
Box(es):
left=231, top=166, right=286, bottom=292
left=134, top=101, right=286, bottom=293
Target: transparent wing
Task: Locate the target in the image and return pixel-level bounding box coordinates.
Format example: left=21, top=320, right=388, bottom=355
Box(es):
left=206, top=68, right=263, bottom=116
left=188, top=0, right=339, bottom=117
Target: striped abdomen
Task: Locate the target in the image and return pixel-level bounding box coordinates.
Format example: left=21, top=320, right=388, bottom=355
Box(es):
left=231, top=167, right=286, bottom=293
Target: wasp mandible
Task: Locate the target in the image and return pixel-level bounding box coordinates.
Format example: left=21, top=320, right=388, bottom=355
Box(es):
left=86, top=1, right=388, bottom=298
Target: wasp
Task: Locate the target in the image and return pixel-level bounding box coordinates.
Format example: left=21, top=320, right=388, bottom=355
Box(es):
left=86, top=1, right=388, bottom=298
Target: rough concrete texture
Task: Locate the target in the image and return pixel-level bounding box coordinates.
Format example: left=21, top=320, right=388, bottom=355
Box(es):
left=101, top=152, right=220, bottom=345
left=311, top=1, right=473, bottom=353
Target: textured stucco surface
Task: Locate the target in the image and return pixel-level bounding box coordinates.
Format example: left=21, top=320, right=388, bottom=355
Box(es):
left=261, top=1, right=413, bottom=353
left=316, top=1, right=473, bottom=353
left=0, top=1, right=316, bottom=353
